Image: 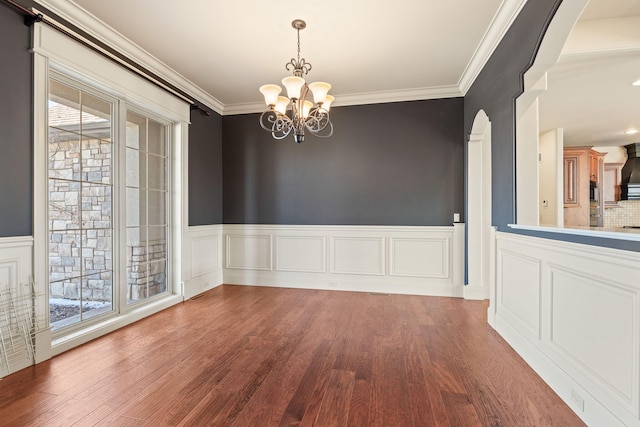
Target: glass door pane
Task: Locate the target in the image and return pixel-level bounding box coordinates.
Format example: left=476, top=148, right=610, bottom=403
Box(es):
left=48, top=78, right=114, bottom=330
left=125, top=111, right=168, bottom=304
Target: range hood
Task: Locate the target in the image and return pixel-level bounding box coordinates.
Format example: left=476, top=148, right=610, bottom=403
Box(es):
left=621, top=143, right=640, bottom=200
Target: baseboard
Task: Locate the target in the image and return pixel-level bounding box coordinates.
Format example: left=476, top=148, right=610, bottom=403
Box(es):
left=495, top=314, right=627, bottom=427
left=184, top=270, right=223, bottom=300
left=463, top=284, right=489, bottom=300
left=224, top=271, right=461, bottom=297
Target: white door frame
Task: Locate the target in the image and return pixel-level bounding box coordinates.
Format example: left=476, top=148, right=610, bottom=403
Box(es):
left=466, top=110, right=492, bottom=302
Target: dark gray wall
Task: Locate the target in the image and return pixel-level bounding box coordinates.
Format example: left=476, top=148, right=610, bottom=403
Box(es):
left=189, top=108, right=223, bottom=225
left=465, top=0, right=560, bottom=229
left=0, top=2, right=224, bottom=237
left=0, top=4, right=33, bottom=237
left=222, top=99, right=464, bottom=225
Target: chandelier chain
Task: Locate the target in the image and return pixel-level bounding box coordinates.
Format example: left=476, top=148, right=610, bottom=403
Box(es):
left=297, top=27, right=301, bottom=64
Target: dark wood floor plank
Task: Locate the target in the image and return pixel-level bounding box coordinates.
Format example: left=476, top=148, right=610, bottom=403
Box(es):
left=313, top=369, right=356, bottom=427
left=345, top=351, right=373, bottom=427
left=0, top=285, right=586, bottom=426
left=71, top=403, right=118, bottom=427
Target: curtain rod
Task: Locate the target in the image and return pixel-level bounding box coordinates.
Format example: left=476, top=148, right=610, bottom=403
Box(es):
left=1, top=0, right=212, bottom=117
left=2, top=0, right=42, bottom=24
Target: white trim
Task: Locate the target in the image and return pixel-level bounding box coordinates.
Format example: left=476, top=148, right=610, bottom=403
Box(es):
left=223, top=86, right=464, bottom=115
left=508, top=224, right=640, bottom=243
left=458, top=0, right=529, bottom=94
left=464, top=285, right=490, bottom=300
left=467, top=110, right=492, bottom=300
left=33, top=24, right=189, bottom=122
left=487, top=226, right=498, bottom=327
left=51, top=294, right=183, bottom=356
left=32, top=50, right=51, bottom=364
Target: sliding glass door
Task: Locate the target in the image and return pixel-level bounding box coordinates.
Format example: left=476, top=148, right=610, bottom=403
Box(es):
left=125, top=110, right=168, bottom=305
left=48, top=77, right=115, bottom=330
left=48, top=74, right=171, bottom=332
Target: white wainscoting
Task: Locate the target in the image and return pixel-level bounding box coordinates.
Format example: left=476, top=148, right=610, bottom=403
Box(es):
left=0, top=236, right=38, bottom=378
left=495, top=232, right=640, bottom=427
left=223, top=224, right=465, bottom=297
left=183, top=225, right=223, bottom=299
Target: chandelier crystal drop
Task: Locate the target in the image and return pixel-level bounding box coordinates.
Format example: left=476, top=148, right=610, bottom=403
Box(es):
left=259, top=19, right=334, bottom=144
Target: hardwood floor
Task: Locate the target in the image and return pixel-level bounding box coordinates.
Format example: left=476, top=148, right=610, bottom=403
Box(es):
left=0, top=285, right=585, bottom=426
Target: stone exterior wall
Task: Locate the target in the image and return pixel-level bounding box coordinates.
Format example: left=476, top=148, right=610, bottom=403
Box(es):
left=48, top=135, right=166, bottom=303
left=127, top=240, right=167, bottom=301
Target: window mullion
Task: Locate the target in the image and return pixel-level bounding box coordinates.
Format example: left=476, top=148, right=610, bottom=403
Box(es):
left=116, top=100, right=128, bottom=313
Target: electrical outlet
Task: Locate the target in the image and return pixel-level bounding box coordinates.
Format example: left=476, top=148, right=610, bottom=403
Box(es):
left=453, top=213, right=460, bottom=222
left=328, top=282, right=338, bottom=288
left=570, top=389, right=585, bottom=412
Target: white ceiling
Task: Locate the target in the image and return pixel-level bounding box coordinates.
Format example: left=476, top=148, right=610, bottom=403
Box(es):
left=35, top=0, right=523, bottom=114
left=538, top=0, right=640, bottom=147
left=33, top=0, right=639, bottom=141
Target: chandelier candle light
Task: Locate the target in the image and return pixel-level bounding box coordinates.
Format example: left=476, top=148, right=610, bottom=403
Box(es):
left=259, top=19, right=334, bottom=144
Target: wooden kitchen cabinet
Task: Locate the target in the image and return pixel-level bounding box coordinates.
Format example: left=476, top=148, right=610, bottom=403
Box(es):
left=603, top=163, right=622, bottom=206
left=590, top=151, right=600, bottom=182
left=563, top=147, right=605, bottom=227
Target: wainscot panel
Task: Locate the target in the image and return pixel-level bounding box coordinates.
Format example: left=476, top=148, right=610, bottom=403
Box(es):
left=276, top=236, right=326, bottom=273
left=498, top=249, right=541, bottom=339
left=223, top=225, right=465, bottom=297
left=390, top=237, right=450, bottom=278
left=184, top=225, right=223, bottom=299
left=495, top=232, right=640, bottom=427
left=0, top=237, right=43, bottom=378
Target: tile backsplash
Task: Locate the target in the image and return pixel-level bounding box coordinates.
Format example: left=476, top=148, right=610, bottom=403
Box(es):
left=604, top=200, right=640, bottom=227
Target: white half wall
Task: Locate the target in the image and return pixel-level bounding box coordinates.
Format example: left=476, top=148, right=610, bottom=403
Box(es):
left=495, top=231, right=640, bottom=427
left=223, top=224, right=466, bottom=297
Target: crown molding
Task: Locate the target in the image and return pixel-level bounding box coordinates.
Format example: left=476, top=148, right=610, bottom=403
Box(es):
left=34, top=0, right=225, bottom=115
left=458, top=0, right=529, bottom=94
left=223, top=85, right=463, bottom=116
left=35, top=0, right=525, bottom=115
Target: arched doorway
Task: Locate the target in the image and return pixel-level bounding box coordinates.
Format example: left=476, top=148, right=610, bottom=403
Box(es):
left=466, top=110, right=492, bottom=303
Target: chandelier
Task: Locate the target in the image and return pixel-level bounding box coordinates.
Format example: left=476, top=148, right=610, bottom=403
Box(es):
left=259, top=19, right=334, bottom=144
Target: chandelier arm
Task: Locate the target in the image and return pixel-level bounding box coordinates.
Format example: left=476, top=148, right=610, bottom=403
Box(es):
left=272, top=115, right=294, bottom=139
left=316, top=121, right=333, bottom=138
left=259, top=110, right=277, bottom=132
left=304, top=108, right=331, bottom=133
left=260, top=110, right=293, bottom=139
